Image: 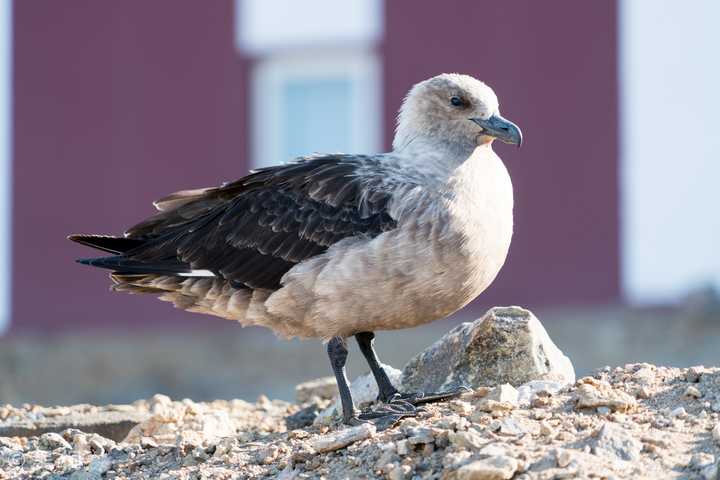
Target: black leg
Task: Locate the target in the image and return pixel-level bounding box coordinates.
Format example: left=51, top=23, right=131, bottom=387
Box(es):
left=327, top=336, right=362, bottom=425
left=355, top=332, right=399, bottom=402
left=356, top=331, right=470, bottom=407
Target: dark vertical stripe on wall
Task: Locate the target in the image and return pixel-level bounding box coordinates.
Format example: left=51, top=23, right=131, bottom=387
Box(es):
left=11, top=0, right=250, bottom=331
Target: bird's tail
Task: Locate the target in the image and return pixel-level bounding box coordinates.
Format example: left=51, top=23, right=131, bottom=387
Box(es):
left=68, top=233, right=193, bottom=276
left=67, top=234, right=143, bottom=255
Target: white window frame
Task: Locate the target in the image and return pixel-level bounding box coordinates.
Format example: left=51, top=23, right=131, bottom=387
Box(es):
left=0, top=0, right=12, bottom=334
left=250, top=51, right=381, bottom=169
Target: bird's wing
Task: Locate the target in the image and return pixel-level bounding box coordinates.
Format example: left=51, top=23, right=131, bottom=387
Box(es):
left=118, top=154, right=401, bottom=290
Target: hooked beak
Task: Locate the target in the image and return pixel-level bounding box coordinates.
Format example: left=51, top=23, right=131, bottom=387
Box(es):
left=470, top=114, right=523, bottom=147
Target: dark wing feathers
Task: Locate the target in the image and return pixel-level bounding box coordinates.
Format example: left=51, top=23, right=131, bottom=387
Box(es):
left=72, top=155, right=399, bottom=290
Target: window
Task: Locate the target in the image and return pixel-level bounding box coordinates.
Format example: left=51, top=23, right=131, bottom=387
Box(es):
left=236, top=0, right=382, bottom=168
left=251, top=53, right=381, bottom=168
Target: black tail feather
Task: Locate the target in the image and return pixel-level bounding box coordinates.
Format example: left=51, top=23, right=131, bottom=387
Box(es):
left=76, top=255, right=192, bottom=275
left=68, top=234, right=144, bottom=255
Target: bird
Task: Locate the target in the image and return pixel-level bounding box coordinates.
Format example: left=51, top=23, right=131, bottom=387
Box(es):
left=69, top=73, right=522, bottom=428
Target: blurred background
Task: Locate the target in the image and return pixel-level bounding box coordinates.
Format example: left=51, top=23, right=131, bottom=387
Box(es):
left=0, top=0, right=718, bottom=406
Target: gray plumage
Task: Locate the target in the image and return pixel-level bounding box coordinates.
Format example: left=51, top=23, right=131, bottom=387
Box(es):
left=70, top=73, right=522, bottom=342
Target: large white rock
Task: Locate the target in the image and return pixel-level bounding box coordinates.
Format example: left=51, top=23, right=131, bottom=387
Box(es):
left=401, top=306, right=575, bottom=393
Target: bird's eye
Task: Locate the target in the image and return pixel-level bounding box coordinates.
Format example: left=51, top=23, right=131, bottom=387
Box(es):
left=450, top=96, right=464, bottom=107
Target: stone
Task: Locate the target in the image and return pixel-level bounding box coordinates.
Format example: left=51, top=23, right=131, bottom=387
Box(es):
left=0, top=411, right=147, bottom=442
left=701, top=462, right=718, bottom=480
left=555, top=448, right=572, bottom=468
left=401, top=306, right=575, bottom=393
left=452, top=455, right=518, bottom=480
left=38, top=432, right=71, bottom=451
left=486, top=384, right=519, bottom=405
left=516, top=380, right=564, bottom=406
left=670, top=407, right=687, bottom=419
left=684, top=386, right=703, bottom=398
left=686, top=366, right=705, bottom=383
left=712, top=422, right=720, bottom=445
left=690, top=453, right=715, bottom=470
left=575, top=382, right=637, bottom=413
left=295, top=376, right=338, bottom=403
left=285, top=404, right=320, bottom=430
left=124, top=409, right=235, bottom=445
left=405, top=427, right=434, bottom=445
left=315, top=364, right=402, bottom=424
left=448, top=429, right=486, bottom=450
left=589, top=423, right=642, bottom=462
left=311, top=423, right=375, bottom=453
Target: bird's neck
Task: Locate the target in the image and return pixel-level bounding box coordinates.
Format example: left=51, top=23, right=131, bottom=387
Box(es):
left=392, top=137, right=494, bottom=182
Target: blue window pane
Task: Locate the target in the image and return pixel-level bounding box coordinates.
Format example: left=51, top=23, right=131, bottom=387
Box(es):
left=282, top=78, right=352, bottom=161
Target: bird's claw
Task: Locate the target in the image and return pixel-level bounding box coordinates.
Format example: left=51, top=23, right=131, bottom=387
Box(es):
left=383, top=385, right=471, bottom=405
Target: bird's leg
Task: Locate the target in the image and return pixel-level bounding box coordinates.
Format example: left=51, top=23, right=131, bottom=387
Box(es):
left=328, top=335, right=415, bottom=430
left=356, top=331, right=470, bottom=406
left=327, top=336, right=364, bottom=425
left=355, top=331, right=401, bottom=402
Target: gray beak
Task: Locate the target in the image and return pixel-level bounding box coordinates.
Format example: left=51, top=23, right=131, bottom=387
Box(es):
left=470, top=114, right=523, bottom=147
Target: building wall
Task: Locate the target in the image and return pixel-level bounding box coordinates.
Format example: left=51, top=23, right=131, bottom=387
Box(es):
left=384, top=0, right=619, bottom=308
left=12, top=1, right=250, bottom=331
left=10, top=0, right=619, bottom=331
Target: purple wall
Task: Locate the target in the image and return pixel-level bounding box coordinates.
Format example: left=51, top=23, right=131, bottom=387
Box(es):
left=11, top=1, right=618, bottom=331
left=384, top=0, right=619, bottom=308
left=12, top=1, right=249, bottom=331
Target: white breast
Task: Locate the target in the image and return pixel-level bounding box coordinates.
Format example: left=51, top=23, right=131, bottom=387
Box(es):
left=445, top=147, right=514, bottom=299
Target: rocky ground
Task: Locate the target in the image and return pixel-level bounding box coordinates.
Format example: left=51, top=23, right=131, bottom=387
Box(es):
left=1, top=308, right=719, bottom=479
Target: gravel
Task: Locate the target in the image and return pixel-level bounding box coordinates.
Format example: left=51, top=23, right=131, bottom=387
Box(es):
left=1, top=364, right=719, bottom=479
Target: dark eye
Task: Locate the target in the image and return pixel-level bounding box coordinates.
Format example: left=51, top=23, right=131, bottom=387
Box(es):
left=450, top=96, right=464, bottom=107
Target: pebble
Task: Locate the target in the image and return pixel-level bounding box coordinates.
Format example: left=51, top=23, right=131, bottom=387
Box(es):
left=575, top=383, right=637, bottom=413
left=294, top=376, right=338, bottom=404
left=311, top=423, right=376, bottom=453
left=453, top=455, right=518, bottom=480
left=487, top=384, right=519, bottom=405
left=450, top=400, right=474, bottom=416
left=684, top=386, right=703, bottom=399
left=39, top=432, right=72, bottom=451
left=690, top=452, right=715, bottom=470
left=555, top=448, right=572, bottom=468
left=448, top=429, right=486, bottom=450
left=712, top=422, right=720, bottom=445
left=590, top=423, right=642, bottom=462
left=686, top=366, right=705, bottom=383
left=670, top=406, right=688, bottom=419
left=387, top=463, right=411, bottom=480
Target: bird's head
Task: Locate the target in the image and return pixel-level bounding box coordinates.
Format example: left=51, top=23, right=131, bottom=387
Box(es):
left=393, top=73, right=522, bottom=154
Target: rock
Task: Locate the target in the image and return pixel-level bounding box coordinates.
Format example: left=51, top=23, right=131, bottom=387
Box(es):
left=517, top=380, right=564, bottom=406
left=486, top=384, right=519, bottom=405
left=684, top=386, right=703, bottom=398
left=401, top=306, right=575, bottom=393
left=295, top=376, right=338, bottom=403
left=315, top=364, right=402, bottom=424
left=589, top=423, right=642, bottom=462
left=0, top=411, right=147, bottom=442
left=690, top=453, right=715, bottom=472
left=670, top=406, right=688, bottom=419
left=38, top=432, right=71, bottom=451
left=448, top=429, right=486, bottom=450
left=575, top=382, right=637, bottom=413
left=452, top=455, right=518, bottom=480
left=405, top=427, right=434, bottom=445
left=712, top=422, right=720, bottom=445
left=311, top=423, right=375, bottom=453
left=701, top=462, right=718, bottom=480
left=686, top=366, right=705, bottom=383
left=285, top=404, right=320, bottom=430
left=124, top=408, right=235, bottom=445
